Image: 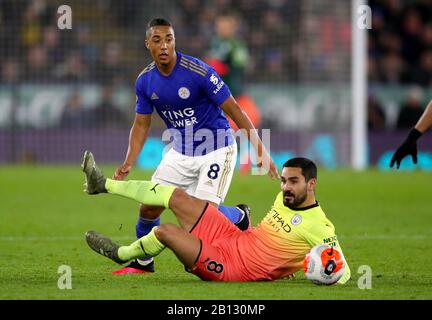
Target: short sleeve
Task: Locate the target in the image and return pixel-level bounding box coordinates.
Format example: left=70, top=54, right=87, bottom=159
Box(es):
left=202, top=68, right=232, bottom=106
left=135, top=77, right=153, bottom=114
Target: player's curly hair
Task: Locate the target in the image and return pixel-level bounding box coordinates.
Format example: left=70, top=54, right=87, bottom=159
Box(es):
left=283, top=157, right=317, bottom=181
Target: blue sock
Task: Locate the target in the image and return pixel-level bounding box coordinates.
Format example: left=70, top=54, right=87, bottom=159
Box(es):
left=136, top=216, right=160, bottom=261
left=218, top=205, right=242, bottom=224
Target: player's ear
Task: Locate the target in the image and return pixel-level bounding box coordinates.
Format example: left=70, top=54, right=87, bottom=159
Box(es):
left=145, top=39, right=149, bottom=49
left=308, top=178, right=317, bottom=191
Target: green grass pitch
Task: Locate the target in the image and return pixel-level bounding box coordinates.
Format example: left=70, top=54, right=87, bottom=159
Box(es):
left=0, top=165, right=431, bottom=300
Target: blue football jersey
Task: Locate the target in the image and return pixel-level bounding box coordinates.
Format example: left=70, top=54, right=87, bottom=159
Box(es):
left=135, top=52, right=235, bottom=156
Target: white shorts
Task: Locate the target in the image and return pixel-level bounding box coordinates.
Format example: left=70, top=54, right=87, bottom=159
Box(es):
left=151, top=143, right=237, bottom=205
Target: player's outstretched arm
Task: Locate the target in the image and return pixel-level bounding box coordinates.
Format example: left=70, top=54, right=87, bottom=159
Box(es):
left=221, top=96, right=279, bottom=179
left=113, top=113, right=152, bottom=180
left=390, top=100, right=432, bottom=169
left=415, top=100, right=432, bottom=133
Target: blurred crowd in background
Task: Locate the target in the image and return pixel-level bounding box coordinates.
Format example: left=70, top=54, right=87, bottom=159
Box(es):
left=0, top=0, right=301, bottom=85
left=368, top=0, right=432, bottom=131
left=0, top=0, right=431, bottom=132
left=369, top=0, right=432, bottom=87
left=0, top=0, right=130, bottom=85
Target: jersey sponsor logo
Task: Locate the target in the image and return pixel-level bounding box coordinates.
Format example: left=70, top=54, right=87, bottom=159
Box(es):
left=151, top=92, right=159, bottom=100
left=266, top=209, right=292, bottom=233
left=210, top=74, right=219, bottom=85
left=160, top=107, right=198, bottom=128
left=323, top=235, right=338, bottom=247
left=178, top=87, right=190, bottom=99
left=213, top=81, right=224, bottom=95
left=291, top=214, right=302, bottom=225
left=210, top=73, right=224, bottom=95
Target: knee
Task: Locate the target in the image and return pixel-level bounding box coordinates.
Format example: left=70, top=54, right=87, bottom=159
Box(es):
left=169, top=188, right=190, bottom=210
left=154, top=223, right=179, bottom=242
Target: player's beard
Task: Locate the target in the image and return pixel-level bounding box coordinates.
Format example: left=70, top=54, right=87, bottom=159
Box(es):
left=283, top=186, right=308, bottom=209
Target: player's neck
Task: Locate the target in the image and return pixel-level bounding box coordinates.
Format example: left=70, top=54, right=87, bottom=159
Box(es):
left=156, top=52, right=177, bottom=76
left=297, top=196, right=316, bottom=209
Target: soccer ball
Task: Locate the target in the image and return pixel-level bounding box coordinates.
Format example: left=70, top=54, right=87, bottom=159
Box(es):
left=303, top=244, right=345, bottom=285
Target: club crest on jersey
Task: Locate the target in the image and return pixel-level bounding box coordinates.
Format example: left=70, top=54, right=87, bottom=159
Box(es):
left=178, top=87, right=190, bottom=99
left=291, top=214, right=302, bottom=225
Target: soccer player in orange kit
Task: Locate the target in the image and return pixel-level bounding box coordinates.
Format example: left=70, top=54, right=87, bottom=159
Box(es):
left=83, top=151, right=351, bottom=283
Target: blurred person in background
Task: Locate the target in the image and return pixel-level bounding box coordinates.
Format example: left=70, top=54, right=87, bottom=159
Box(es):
left=205, top=13, right=249, bottom=98
left=260, top=9, right=286, bottom=78
left=0, top=59, right=20, bottom=84
left=407, top=50, right=432, bottom=86
left=400, top=9, right=423, bottom=67
left=396, top=87, right=425, bottom=130
left=74, top=25, right=99, bottom=66
left=20, top=1, right=43, bottom=49
left=378, top=52, right=405, bottom=84
left=59, top=92, right=91, bottom=128
left=93, top=41, right=128, bottom=85
left=205, top=13, right=261, bottom=174
left=53, top=51, right=89, bottom=83
left=22, top=45, right=51, bottom=82
left=367, top=93, right=387, bottom=131
left=41, top=26, right=65, bottom=65
left=92, top=85, right=129, bottom=129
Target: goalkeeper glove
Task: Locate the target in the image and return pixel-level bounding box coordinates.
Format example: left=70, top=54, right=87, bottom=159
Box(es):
left=389, top=128, right=422, bottom=169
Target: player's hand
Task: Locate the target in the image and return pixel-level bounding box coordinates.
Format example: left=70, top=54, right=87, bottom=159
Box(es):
left=257, top=153, right=280, bottom=180
left=389, top=141, right=417, bottom=169
left=389, top=128, right=422, bottom=169
left=113, top=164, right=132, bottom=180
left=267, top=158, right=280, bottom=180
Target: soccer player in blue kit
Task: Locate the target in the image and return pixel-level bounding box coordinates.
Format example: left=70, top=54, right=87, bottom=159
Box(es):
left=111, top=18, right=279, bottom=274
